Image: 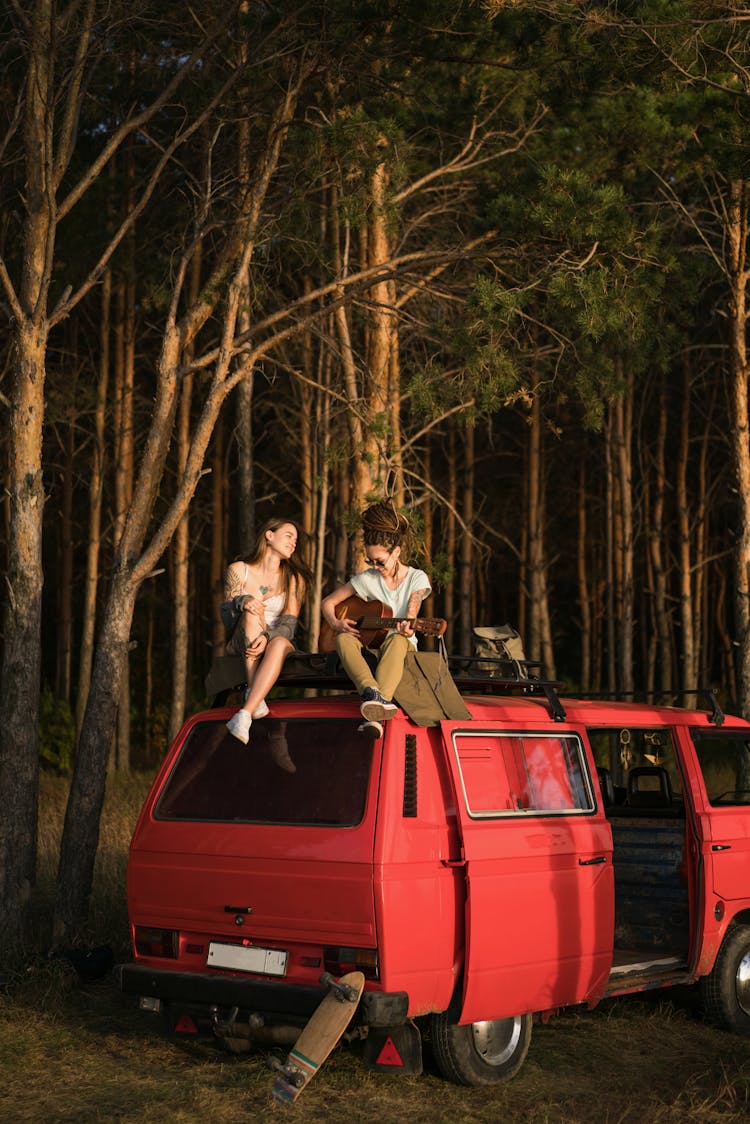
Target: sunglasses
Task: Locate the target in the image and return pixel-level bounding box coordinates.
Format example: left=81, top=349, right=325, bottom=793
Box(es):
left=365, top=552, right=392, bottom=569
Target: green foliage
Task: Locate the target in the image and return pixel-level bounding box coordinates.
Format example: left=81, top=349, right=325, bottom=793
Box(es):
left=426, top=550, right=454, bottom=590
left=39, top=687, right=76, bottom=775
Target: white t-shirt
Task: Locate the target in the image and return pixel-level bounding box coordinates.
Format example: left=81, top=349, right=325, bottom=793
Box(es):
left=349, top=566, right=431, bottom=648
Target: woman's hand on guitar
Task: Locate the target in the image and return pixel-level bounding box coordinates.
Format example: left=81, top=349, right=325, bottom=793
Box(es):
left=395, top=618, right=415, bottom=638
left=337, top=616, right=361, bottom=637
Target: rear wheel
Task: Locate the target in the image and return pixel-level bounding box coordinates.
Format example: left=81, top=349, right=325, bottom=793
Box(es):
left=701, top=923, right=750, bottom=1034
left=430, top=1009, right=532, bottom=1086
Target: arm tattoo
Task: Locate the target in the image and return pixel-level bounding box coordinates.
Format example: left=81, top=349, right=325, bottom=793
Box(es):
left=224, top=566, right=243, bottom=599
left=406, top=589, right=429, bottom=618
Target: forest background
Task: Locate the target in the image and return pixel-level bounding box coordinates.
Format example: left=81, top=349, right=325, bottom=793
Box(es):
left=2, top=0, right=750, bottom=950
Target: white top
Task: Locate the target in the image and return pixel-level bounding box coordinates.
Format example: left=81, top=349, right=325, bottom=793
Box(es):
left=239, top=565, right=285, bottom=628
left=349, top=566, right=431, bottom=648
left=262, top=593, right=285, bottom=630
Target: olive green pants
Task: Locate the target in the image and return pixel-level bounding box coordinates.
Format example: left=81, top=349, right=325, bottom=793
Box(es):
left=336, top=632, right=411, bottom=701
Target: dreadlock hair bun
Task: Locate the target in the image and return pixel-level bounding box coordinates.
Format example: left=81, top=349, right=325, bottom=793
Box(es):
left=361, top=499, right=410, bottom=551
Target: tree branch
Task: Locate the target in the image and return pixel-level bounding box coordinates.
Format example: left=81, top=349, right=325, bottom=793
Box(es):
left=0, top=255, right=23, bottom=321
left=53, top=0, right=96, bottom=191
left=49, top=67, right=241, bottom=327
left=56, top=6, right=240, bottom=222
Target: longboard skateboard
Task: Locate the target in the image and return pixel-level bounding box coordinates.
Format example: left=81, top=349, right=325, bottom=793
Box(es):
left=269, top=970, right=365, bottom=1105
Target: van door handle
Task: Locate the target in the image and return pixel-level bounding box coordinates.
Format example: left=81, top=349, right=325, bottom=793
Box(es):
left=712, top=845, right=732, bottom=852
left=441, top=858, right=466, bottom=868
left=578, top=856, right=606, bottom=866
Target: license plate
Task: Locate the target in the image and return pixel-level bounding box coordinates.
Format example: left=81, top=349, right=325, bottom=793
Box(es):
left=207, top=942, right=288, bottom=977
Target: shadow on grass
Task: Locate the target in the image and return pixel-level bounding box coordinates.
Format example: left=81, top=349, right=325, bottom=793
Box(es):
left=4, top=975, right=750, bottom=1123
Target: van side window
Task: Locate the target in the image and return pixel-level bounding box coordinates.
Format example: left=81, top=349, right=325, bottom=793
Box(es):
left=693, top=732, right=750, bottom=805
left=587, top=727, right=682, bottom=811
left=451, top=731, right=594, bottom=818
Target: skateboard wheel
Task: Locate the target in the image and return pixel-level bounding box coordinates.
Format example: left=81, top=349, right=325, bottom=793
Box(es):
left=319, top=971, right=357, bottom=1002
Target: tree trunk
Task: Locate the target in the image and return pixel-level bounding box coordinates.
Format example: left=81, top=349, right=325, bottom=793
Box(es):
left=458, top=424, right=475, bottom=656
left=517, top=456, right=528, bottom=647
left=363, top=156, right=394, bottom=498
left=422, top=437, right=435, bottom=628
left=309, top=358, right=332, bottom=653
left=611, top=369, right=635, bottom=696
left=694, top=385, right=713, bottom=686
left=330, top=184, right=372, bottom=515
left=444, top=425, right=457, bottom=649
left=112, top=265, right=135, bottom=772
left=54, top=575, right=137, bottom=941
left=716, top=563, right=736, bottom=700
left=169, top=248, right=201, bottom=743
left=649, top=376, right=672, bottom=696
left=168, top=369, right=194, bottom=743
left=0, top=0, right=55, bottom=943
left=604, top=415, right=617, bottom=694
left=210, top=417, right=227, bottom=659
left=299, top=274, right=316, bottom=561
left=57, top=401, right=75, bottom=703
left=577, top=455, right=591, bottom=690
left=726, top=180, right=750, bottom=717
left=0, top=322, right=46, bottom=943
left=388, top=303, right=404, bottom=506
left=234, top=365, right=255, bottom=555
left=76, top=268, right=111, bottom=734
left=676, top=356, right=696, bottom=695
left=144, top=598, right=154, bottom=763
left=527, top=368, right=555, bottom=676
left=234, top=9, right=255, bottom=556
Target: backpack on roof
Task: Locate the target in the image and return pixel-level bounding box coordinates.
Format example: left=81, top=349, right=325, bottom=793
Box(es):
left=471, top=624, right=526, bottom=677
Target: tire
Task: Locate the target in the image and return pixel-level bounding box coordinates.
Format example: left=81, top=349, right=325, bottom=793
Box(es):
left=430, top=1008, right=532, bottom=1086
left=701, top=923, right=750, bottom=1034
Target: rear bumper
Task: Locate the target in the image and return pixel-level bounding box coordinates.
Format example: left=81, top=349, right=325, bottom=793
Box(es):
left=117, top=963, right=409, bottom=1028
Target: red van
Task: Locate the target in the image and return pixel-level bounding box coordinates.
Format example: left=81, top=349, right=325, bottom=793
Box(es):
left=119, top=660, right=750, bottom=1085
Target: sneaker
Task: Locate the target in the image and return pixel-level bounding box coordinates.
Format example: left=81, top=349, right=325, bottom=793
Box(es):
left=252, top=699, right=270, bottom=720
left=226, top=710, right=252, bottom=744
left=357, top=719, right=383, bottom=738
left=360, top=687, right=397, bottom=722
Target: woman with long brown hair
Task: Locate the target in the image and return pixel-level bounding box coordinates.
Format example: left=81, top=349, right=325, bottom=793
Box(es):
left=223, top=517, right=310, bottom=744
left=321, top=500, right=431, bottom=736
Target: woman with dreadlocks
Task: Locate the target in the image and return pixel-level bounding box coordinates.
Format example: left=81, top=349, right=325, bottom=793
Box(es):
left=321, top=500, right=431, bottom=735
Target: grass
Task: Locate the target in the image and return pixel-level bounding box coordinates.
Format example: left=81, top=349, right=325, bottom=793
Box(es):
left=1, top=776, right=750, bottom=1121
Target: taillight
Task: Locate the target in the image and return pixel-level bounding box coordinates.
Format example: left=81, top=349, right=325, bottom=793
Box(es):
left=323, top=946, right=379, bottom=981
left=134, top=926, right=179, bottom=958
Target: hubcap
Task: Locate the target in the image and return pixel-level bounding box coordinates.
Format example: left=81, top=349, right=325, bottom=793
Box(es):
left=471, top=1017, right=522, bottom=1066
left=736, top=950, right=750, bottom=1016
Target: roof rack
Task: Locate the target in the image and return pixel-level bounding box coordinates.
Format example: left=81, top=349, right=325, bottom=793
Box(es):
left=446, top=655, right=567, bottom=721
left=208, top=652, right=568, bottom=722
left=573, top=687, right=725, bottom=727
left=209, top=654, right=728, bottom=728
left=208, top=653, right=347, bottom=705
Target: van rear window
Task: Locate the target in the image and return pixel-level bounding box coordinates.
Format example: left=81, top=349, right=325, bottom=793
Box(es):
left=154, top=717, right=374, bottom=826
left=452, top=731, right=593, bottom=817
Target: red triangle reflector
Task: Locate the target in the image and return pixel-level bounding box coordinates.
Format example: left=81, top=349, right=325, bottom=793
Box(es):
left=375, top=1036, right=404, bottom=1067
left=174, top=1014, right=198, bottom=1034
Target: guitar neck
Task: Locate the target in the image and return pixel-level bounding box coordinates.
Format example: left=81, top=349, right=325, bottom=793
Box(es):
left=358, top=617, right=427, bottom=630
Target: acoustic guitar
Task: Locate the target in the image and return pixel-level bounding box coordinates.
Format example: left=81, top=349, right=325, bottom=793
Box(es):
left=319, top=595, right=447, bottom=653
